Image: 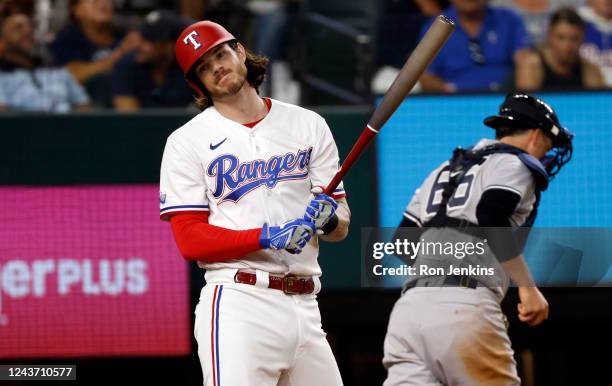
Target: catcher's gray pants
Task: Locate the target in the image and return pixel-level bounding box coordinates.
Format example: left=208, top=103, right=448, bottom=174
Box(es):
left=383, top=287, right=520, bottom=386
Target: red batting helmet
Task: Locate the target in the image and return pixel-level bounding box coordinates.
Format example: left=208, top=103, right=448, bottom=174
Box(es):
left=175, top=21, right=236, bottom=95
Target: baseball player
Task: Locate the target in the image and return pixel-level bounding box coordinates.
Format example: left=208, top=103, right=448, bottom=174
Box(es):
left=383, top=93, right=574, bottom=386
left=159, top=21, right=350, bottom=386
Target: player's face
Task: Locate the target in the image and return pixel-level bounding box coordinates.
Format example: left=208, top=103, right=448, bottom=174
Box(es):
left=590, top=0, right=612, bottom=19
left=548, top=22, right=583, bottom=65
left=194, top=43, right=248, bottom=100
left=0, top=14, right=34, bottom=53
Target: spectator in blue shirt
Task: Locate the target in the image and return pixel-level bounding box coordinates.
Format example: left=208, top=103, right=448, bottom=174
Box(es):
left=0, top=13, right=89, bottom=112
left=49, top=0, right=139, bottom=107
left=419, top=0, right=532, bottom=93
left=112, top=11, right=193, bottom=111
left=579, top=0, right=612, bottom=87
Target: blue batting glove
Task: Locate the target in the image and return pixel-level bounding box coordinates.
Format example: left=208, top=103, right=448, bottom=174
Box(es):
left=304, top=186, right=338, bottom=230
left=260, top=218, right=316, bottom=253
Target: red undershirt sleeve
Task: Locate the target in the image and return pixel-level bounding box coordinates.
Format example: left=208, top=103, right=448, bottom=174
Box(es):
left=169, top=212, right=263, bottom=262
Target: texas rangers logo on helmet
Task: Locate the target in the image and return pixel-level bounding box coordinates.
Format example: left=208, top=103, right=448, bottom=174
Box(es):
left=183, top=31, right=202, bottom=50
left=207, top=148, right=313, bottom=203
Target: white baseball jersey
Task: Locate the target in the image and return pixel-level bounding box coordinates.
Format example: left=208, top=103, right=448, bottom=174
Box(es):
left=404, top=138, right=537, bottom=228
left=159, top=98, right=345, bottom=276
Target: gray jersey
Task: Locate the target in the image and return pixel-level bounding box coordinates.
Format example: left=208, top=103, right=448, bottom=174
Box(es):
left=405, top=139, right=537, bottom=227
left=402, top=139, right=538, bottom=294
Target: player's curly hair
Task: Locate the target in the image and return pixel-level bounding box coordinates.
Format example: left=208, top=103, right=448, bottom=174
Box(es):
left=192, top=41, right=269, bottom=110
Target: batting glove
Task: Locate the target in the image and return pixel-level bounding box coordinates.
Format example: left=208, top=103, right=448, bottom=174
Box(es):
left=285, top=219, right=316, bottom=254
left=304, top=186, right=338, bottom=233
left=260, top=218, right=316, bottom=254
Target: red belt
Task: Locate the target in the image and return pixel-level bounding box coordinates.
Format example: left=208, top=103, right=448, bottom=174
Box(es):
left=234, top=271, right=315, bottom=295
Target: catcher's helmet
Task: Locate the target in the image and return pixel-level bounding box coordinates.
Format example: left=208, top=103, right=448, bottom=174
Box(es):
left=175, top=21, right=236, bottom=95
left=484, top=93, right=572, bottom=147
left=484, top=93, right=574, bottom=178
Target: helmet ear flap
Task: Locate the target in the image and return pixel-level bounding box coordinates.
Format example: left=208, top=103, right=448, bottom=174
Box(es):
left=187, top=81, right=203, bottom=95
left=185, top=68, right=214, bottom=108
left=185, top=67, right=206, bottom=96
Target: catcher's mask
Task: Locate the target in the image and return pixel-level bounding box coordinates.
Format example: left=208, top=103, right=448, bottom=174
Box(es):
left=484, top=93, right=574, bottom=179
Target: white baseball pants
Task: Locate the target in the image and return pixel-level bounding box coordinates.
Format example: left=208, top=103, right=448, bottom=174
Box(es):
left=194, top=269, right=343, bottom=386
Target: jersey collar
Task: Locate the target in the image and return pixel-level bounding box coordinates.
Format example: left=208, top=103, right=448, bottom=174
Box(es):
left=208, top=98, right=275, bottom=134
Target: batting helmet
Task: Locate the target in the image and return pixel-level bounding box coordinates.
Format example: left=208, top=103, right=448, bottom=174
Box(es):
left=175, top=21, right=236, bottom=95
left=484, top=93, right=574, bottom=178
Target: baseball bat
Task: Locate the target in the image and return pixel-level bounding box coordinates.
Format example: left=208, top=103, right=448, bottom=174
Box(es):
left=324, top=15, right=455, bottom=196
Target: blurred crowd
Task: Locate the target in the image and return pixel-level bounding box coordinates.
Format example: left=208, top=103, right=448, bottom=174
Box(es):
left=0, top=0, right=611, bottom=113
left=0, top=0, right=298, bottom=112
left=377, top=0, right=612, bottom=94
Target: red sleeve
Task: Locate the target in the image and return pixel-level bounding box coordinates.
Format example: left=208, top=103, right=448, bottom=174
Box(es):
left=169, top=212, right=263, bottom=262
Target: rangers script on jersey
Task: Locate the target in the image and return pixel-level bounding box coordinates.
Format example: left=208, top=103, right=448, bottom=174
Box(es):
left=159, top=98, right=345, bottom=276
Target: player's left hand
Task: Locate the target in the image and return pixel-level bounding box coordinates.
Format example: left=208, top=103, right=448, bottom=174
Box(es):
left=260, top=218, right=315, bottom=254
left=304, top=186, right=338, bottom=234
left=285, top=219, right=316, bottom=254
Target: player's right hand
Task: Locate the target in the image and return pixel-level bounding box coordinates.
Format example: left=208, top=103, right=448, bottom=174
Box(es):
left=260, top=218, right=315, bottom=254
left=517, top=286, right=549, bottom=326
left=304, top=186, right=338, bottom=233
